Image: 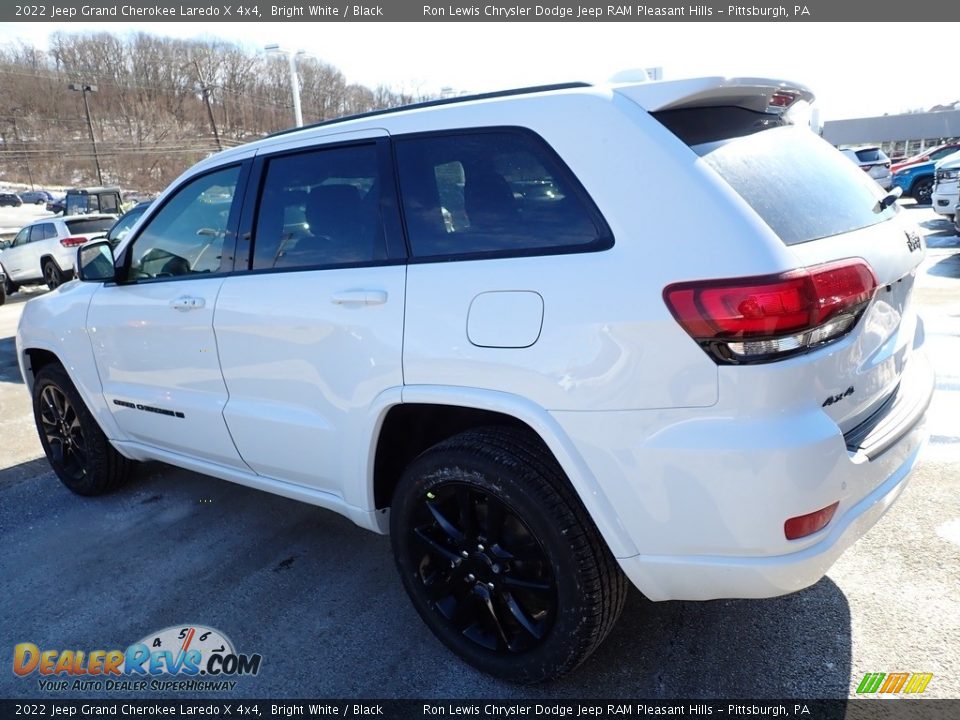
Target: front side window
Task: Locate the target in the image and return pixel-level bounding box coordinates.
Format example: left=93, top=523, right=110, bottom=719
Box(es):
left=251, top=144, right=385, bottom=270
left=125, top=166, right=239, bottom=281
left=395, top=130, right=610, bottom=259
left=12, top=228, right=29, bottom=247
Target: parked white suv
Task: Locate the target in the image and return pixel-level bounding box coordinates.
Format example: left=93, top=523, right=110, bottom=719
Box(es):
left=16, top=78, right=934, bottom=682
left=931, top=150, right=960, bottom=221
left=0, top=214, right=116, bottom=294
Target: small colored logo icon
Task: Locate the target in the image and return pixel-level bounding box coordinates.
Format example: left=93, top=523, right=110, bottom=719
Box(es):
left=856, top=672, right=933, bottom=694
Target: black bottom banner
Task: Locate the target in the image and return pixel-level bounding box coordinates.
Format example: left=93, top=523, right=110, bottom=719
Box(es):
left=1, top=700, right=957, bottom=720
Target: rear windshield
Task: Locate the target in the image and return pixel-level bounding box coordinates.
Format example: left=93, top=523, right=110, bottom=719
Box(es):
left=699, top=126, right=897, bottom=246
left=66, top=218, right=115, bottom=234
left=855, top=148, right=886, bottom=163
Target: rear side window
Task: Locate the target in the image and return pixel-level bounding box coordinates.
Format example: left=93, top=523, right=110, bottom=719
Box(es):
left=395, top=129, right=610, bottom=259
left=701, top=126, right=897, bottom=246
left=251, top=143, right=386, bottom=270
left=66, top=218, right=114, bottom=234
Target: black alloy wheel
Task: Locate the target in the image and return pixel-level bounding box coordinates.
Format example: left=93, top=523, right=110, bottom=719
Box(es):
left=409, top=481, right=557, bottom=654
left=38, top=383, right=88, bottom=484
left=43, top=260, right=63, bottom=290
left=391, top=427, right=627, bottom=683
left=913, top=178, right=934, bottom=205
left=33, top=364, right=131, bottom=495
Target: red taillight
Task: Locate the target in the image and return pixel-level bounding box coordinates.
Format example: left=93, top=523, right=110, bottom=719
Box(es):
left=785, top=501, right=840, bottom=540
left=60, top=236, right=88, bottom=247
left=769, top=91, right=797, bottom=108
left=663, top=260, right=877, bottom=363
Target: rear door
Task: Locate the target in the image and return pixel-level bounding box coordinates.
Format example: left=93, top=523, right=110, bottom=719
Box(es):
left=214, top=131, right=407, bottom=496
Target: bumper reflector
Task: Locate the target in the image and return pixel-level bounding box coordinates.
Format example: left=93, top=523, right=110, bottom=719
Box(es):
left=785, top=501, right=840, bottom=540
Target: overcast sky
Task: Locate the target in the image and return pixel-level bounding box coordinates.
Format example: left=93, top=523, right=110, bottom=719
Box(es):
left=0, top=22, right=947, bottom=121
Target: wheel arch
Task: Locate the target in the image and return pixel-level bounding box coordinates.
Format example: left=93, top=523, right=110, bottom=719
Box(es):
left=368, top=386, right=638, bottom=558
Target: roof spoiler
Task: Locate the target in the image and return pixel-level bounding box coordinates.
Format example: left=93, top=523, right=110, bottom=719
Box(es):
left=613, top=76, right=815, bottom=115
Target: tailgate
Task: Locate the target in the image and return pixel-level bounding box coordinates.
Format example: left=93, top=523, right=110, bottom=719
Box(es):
left=698, top=126, right=924, bottom=433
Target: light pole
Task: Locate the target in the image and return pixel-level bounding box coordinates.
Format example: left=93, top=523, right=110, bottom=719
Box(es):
left=265, top=44, right=306, bottom=128
left=68, top=82, right=104, bottom=186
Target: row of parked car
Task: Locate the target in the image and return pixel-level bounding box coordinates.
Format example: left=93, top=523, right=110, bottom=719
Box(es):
left=0, top=200, right=152, bottom=304
left=0, top=189, right=60, bottom=207
left=839, top=141, right=960, bottom=231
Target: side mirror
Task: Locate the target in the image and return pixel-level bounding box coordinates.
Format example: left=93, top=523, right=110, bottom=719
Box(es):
left=77, top=240, right=117, bottom=282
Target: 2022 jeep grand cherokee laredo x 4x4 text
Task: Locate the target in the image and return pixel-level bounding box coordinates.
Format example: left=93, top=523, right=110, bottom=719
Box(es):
left=17, top=78, right=933, bottom=683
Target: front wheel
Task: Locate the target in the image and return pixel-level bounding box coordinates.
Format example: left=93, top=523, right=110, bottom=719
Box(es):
left=33, top=364, right=131, bottom=495
left=43, top=260, right=64, bottom=290
left=912, top=178, right=934, bottom=205
left=390, top=427, right=627, bottom=683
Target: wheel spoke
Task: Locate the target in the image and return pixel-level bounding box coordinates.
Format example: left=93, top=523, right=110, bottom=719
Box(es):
left=500, top=575, right=553, bottom=594
left=501, top=592, right=546, bottom=639
left=475, top=585, right=510, bottom=649
left=426, top=499, right=465, bottom=543
left=412, top=526, right=461, bottom=565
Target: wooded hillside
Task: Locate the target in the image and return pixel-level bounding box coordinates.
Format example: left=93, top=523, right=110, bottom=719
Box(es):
left=0, top=32, right=426, bottom=192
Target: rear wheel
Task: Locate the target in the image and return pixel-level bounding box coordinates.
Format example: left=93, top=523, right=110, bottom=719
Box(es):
left=43, top=260, right=64, bottom=290
left=390, top=426, right=627, bottom=683
left=912, top=178, right=934, bottom=205
left=33, top=364, right=131, bottom=495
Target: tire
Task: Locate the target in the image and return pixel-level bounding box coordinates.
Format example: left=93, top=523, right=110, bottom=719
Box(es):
left=912, top=178, right=934, bottom=205
left=2, top=270, right=16, bottom=297
left=390, top=426, right=627, bottom=683
left=0, top=281, right=5, bottom=306
left=32, top=363, right=131, bottom=496
left=43, top=260, right=64, bottom=290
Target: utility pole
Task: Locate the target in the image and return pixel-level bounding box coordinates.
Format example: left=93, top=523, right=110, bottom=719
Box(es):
left=194, top=60, right=223, bottom=152
left=68, top=83, right=103, bottom=185
left=9, top=108, right=35, bottom=190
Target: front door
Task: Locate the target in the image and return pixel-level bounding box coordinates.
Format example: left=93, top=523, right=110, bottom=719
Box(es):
left=86, top=163, right=250, bottom=470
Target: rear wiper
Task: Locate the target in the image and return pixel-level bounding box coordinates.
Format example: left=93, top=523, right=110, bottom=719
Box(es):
left=874, top=186, right=902, bottom=213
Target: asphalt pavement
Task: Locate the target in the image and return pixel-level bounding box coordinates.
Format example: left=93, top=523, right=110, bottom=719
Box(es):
left=1, top=203, right=958, bottom=700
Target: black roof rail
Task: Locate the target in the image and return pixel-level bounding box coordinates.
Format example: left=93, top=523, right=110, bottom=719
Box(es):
left=267, top=82, right=592, bottom=139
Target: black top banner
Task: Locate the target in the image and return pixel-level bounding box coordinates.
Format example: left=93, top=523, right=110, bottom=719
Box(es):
left=2, top=0, right=955, bottom=22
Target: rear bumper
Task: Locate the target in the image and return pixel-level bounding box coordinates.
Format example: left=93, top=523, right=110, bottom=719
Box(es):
left=617, top=431, right=923, bottom=600
left=553, top=350, right=934, bottom=602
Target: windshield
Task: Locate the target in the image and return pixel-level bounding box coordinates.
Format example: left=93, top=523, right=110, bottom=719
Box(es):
left=700, top=126, right=897, bottom=246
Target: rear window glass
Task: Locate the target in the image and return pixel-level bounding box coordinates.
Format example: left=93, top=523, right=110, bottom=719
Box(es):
left=395, top=130, right=610, bottom=259
left=854, top=148, right=885, bottom=163
left=66, top=218, right=115, bottom=234
left=701, top=126, right=897, bottom=246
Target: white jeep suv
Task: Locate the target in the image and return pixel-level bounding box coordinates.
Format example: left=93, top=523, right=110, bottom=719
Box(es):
left=16, top=78, right=934, bottom=682
left=1, top=214, right=117, bottom=294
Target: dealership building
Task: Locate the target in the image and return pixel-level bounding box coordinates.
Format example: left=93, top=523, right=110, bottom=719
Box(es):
left=822, top=107, right=960, bottom=158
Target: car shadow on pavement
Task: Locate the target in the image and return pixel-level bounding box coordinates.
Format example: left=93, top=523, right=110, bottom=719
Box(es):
left=0, top=464, right=852, bottom=701
left=928, top=253, right=960, bottom=278
left=0, top=336, right=24, bottom=383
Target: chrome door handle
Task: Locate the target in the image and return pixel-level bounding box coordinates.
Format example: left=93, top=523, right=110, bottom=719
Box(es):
left=330, top=290, right=388, bottom=306
left=169, top=296, right=206, bottom=311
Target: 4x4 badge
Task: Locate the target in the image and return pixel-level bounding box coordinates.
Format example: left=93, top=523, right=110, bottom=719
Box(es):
left=906, top=231, right=921, bottom=252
